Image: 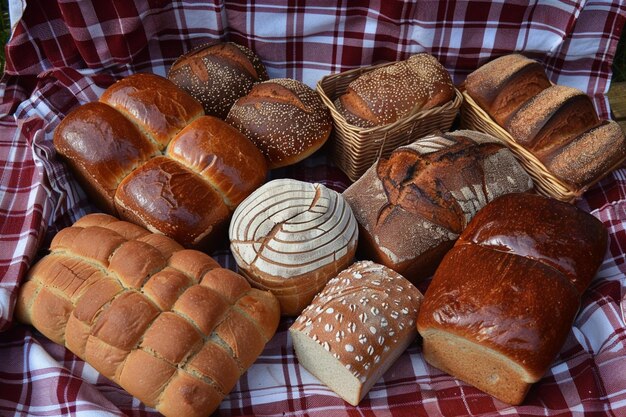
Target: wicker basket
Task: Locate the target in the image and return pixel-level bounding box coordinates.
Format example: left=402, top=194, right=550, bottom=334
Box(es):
left=316, top=61, right=463, bottom=182
left=460, top=90, right=626, bottom=203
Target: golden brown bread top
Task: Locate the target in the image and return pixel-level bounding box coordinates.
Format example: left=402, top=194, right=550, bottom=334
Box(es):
left=168, top=41, right=269, bottom=118
left=464, top=54, right=551, bottom=126
left=16, top=214, right=280, bottom=417
left=55, top=73, right=269, bottom=248
left=336, top=53, right=455, bottom=127
left=100, top=73, right=204, bottom=149
left=226, top=78, right=332, bottom=169
left=166, top=116, right=267, bottom=209
left=417, top=193, right=607, bottom=380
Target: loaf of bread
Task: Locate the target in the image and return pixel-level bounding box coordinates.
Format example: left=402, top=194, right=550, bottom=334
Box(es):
left=464, top=54, right=551, bottom=126
left=168, top=41, right=269, bottom=118
left=15, top=213, right=281, bottom=417
left=229, top=179, right=358, bottom=315
left=342, top=130, right=533, bottom=282
left=417, top=193, right=607, bottom=405
left=333, top=53, right=455, bottom=128
left=226, top=78, right=332, bottom=168
left=290, top=261, right=423, bottom=406
left=54, top=74, right=267, bottom=248
left=464, top=54, right=626, bottom=190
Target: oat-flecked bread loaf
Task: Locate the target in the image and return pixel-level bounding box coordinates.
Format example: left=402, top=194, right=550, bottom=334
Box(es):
left=168, top=41, right=269, bottom=118
left=464, top=54, right=626, bottom=191
left=417, top=193, right=607, bottom=405
left=54, top=74, right=267, bottom=248
left=464, top=54, right=551, bottom=126
left=16, top=213, right=280, bottom=417
left=226, top=78, right=333, bottom=168
left=290, top=261, right=423, bottom=406
left=343, top=130, right=533, bottom=282
left=229, top=179, right=358, bottom=315
left=334, top=53, right=455, bottom=128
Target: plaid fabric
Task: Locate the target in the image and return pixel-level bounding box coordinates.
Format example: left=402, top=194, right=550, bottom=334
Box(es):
left=1, top=0, right=625, bottom=416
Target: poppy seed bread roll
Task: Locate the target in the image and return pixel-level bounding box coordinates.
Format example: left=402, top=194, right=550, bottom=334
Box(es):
left=334, top=53, right=455, bottom=128
left=226, top=79, right=332, bottom=169
left=168, top=41, right=269, bottom=118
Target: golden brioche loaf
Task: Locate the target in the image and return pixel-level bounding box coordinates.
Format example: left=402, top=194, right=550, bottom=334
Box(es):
left=417, top=193, right=607, bottom=405
left=16, top=213, right=280, bottom=417
left=54, top=74, right=267, bottom=249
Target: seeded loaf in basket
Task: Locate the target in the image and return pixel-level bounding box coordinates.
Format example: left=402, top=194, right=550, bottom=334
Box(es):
left=54, top=73, right=267, bottom=249
left=417, top=193, right=607, bottom=405
left=15, top=213, right=280, bottom=417
left=342, top=130, right=533, bottom=283
left=290, top=260, right=423, bottom=406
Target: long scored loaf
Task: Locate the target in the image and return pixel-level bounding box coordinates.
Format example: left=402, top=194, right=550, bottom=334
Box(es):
left=342, top=130, right=533, bottom=282
left=290, top=261, right=423, bottom=406
left=15, top=213, right=280, bottom=417
left=229, top=179, right=358, bottom=315
left=54, top=73, right=267, bottom=248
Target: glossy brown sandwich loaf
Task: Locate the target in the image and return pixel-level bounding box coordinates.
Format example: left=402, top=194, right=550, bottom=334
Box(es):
left=417, top=193, right=607, bottom=405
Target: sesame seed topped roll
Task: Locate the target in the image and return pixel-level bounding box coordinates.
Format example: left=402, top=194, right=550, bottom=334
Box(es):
left=229, top=179, right=358, bottom=315
left=226, top=79, right=333, bottom=169
left=334, top=53, right=455, bottom=128
left=290, top=261, right=423, bottom=406
left=168, top=41, right=269, bottom=118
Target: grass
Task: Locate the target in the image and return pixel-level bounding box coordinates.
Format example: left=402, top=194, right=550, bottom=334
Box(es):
left=0, top=4, right=623, bottom=80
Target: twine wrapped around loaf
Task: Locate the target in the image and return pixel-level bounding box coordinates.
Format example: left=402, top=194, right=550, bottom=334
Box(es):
left=459, top=90, right=626, bottom=203
left=316, top=61, right=463, bottom=182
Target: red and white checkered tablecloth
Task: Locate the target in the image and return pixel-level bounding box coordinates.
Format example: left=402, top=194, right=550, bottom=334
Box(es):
left=1, top=1, right=626, bottom=416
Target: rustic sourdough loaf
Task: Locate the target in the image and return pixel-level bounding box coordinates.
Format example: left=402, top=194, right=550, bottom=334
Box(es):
left=16, top=213, right=281, bottom=417
left=226, top=78, right=332, bottom=168
left=229, top=179, right=358, bottom=315
left=290, top=261, right=423, bottom=406
left=54, top=74, right=267, bottom=248
left=168, top=41, right=269, bottom=118
left=342, top=130, right=533, bottom=282
left=417, top=193, right=607, bottom=405
left=334, top=53, right=455, bottom=128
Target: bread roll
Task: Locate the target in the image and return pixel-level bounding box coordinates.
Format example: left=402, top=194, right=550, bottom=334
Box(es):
left=417, top=193, right=607, bottom=405
left=100, top=73, right=203, bottom=149
left=16, top=214, right=280, bottom=417
left=464, top=54, right=551, bottom=126
left=168, top=41, right=269, bottom=118
left=290, top=261, right=423, bottom=406
left=229, top=179, right=358, bottom=315
left=334, top=53, right=455, bottom=128
left=226, top=78, right=332, bottom=169
left=343, top=130, right=533, bottom=282
left=53, top=102, right=159, bottom=213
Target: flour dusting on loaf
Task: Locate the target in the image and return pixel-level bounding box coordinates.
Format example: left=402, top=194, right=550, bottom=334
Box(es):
left=290, top=261, right=423, bottom=405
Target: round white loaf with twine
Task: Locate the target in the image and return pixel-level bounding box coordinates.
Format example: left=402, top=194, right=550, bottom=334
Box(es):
left=229, top=178, right=359, bottom=315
